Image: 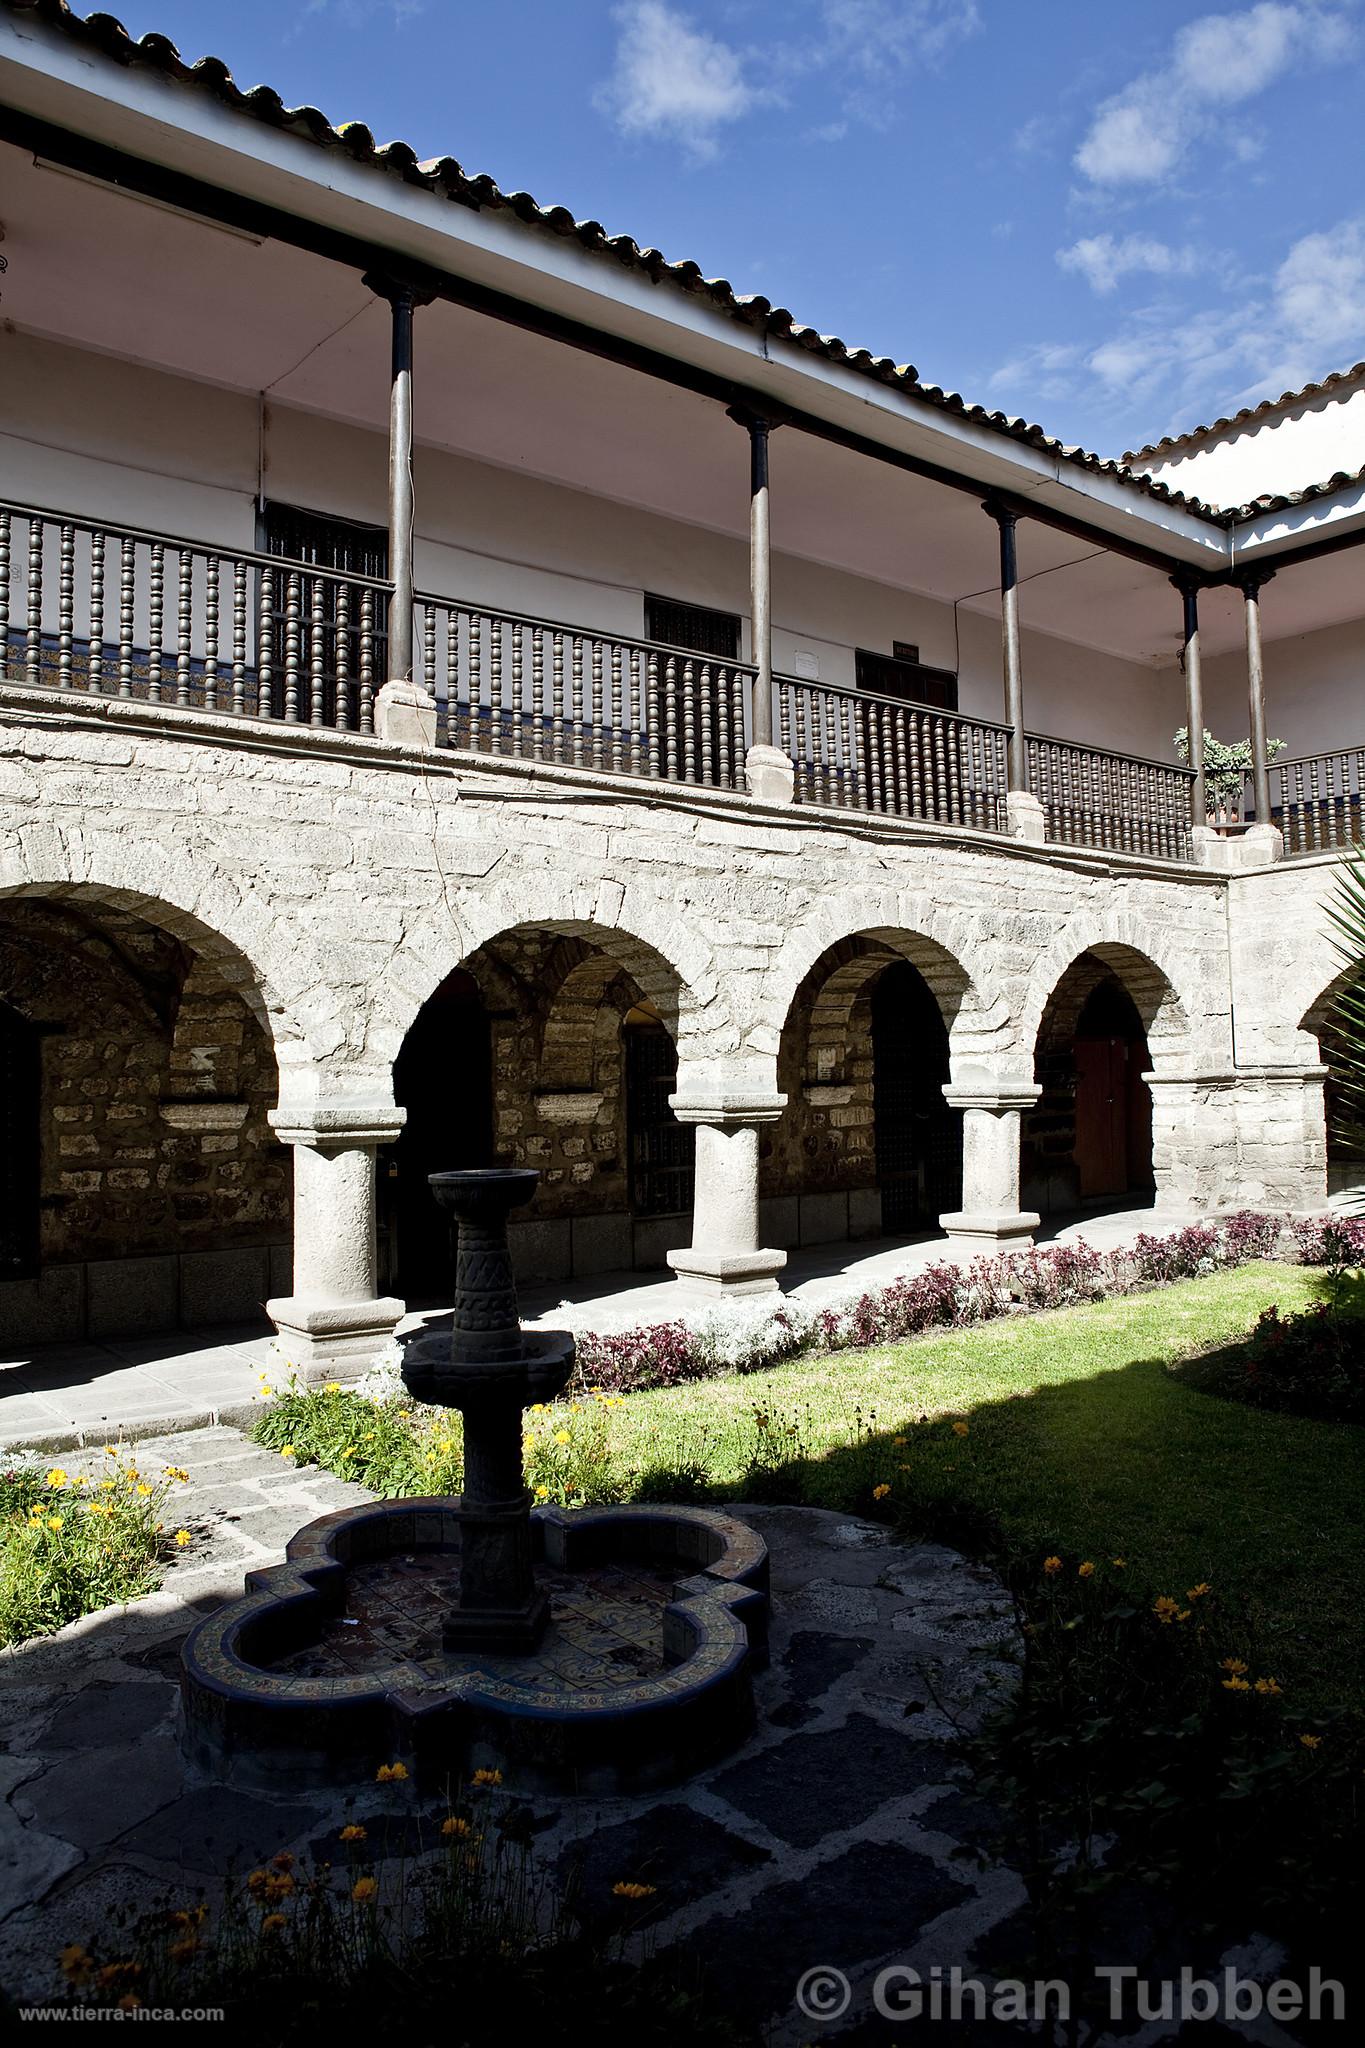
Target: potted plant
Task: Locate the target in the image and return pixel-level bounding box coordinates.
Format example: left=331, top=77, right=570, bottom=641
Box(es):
left=1173, top=727, right=1285, bottom=826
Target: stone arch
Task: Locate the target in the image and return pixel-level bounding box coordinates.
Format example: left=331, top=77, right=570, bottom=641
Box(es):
left=1299, top=962, right=1364, bottom=1201
left=379, top=878, right=728, bottom=1073
left=1019, top=927, right=1197, bottom=1074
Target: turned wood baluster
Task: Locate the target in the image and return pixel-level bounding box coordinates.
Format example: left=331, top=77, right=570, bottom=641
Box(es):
left=147, top=543, right=164, bottom=703
left=590, top=638, right=604, bottom=770
left=257, top=568, right=275, bottom=719
left=0, top=510, right=9, bottom=682
left=204, top=556, right=220, bottom=712
left=699, top=662, right=712, bottom=784
left=610, top=643, right=623, bottom=773
left=231, top=561, right=247, bottom=716
left=681, top=658, right=697, bottom=783
left=175, top=549, right=193, bottom=707
left=663, top=655, right=679, bottom=780
left=531, top=626, right=545, bottom=760
left=335, top=584, right=351, bottom=731
left=730, top=667, right=744, bottom=786
left=25, top=517, right=43, bottom=687
left=571, top=636, right=585, bottom=766
left=628, top=650, right=643, bottom=776
left=310, top=575, right=327, bottom=726
left=57, top=524, right=75, bottom=690
left=510, top=621, right=524, bottom=758
left=282, top=570, right=301, bottom=724
left=468, top=611, right=481, bottom=749
left=645, top=652, right=660, bottom=776
left=551, top=631, right=565, bottom=762
left=358, top=588, right=375, bottom=734
left=119, top=538, right=135, bottom=699
left=87, top=529, right=105, bottom=694
left=489, top=616, right=504, bottom=752
left=444, top=603, right=460, bottom=747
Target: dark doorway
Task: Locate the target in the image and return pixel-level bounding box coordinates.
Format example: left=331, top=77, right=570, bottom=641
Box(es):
left=1072, top=980, right=1153, bottom=1201
left=624, top=1011, right=694, bottom=1218
left=871, top=961, right=960, bottom=1233
left=0, top=999, right=40, bottom=1279
left=386, top=969, right=492, bottom=1301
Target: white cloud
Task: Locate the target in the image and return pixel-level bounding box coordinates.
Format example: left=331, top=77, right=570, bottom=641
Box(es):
left=1057, top=233, right=1200, bottom=295
left=993, top=213, right=1365, bottom=452
left=594, top=2, right=756, bottom=158
left=1076, top=2, right=1353, bottom=186
left=798, top=1, right=981, bottom=125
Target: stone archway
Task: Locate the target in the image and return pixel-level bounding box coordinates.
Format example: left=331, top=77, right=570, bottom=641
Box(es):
left=1301, top=963, right=1365, bottom=1204
left=0, top=891, right=288, bottom=1343
left=1024, top=947, right=1171, bottom=1215
left=768, top=931, right=966, bottom=1249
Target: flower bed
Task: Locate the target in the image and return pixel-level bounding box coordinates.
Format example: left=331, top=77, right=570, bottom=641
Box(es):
left=568, top=1211, right=1289, bottom=1397
left=0, top=1447, right=194, bottom=1648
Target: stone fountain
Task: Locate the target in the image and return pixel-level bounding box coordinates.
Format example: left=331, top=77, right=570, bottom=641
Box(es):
left=180, top=1167, right=768, bottom=1793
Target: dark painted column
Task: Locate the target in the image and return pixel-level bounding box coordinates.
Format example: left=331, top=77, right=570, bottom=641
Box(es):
left=1238, top=567, right=1276, bottom=827
left=1173, top=574, right=1207, bottom=825
left=984, top=498, right=1028, bottom=791
left=364, top=270, right=436, bottom=742
left=727, top=405, right=793, bottom=802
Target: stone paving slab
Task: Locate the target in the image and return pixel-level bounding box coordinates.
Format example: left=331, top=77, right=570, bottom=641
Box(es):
left=0, top=1206, right=1195, bottom=1455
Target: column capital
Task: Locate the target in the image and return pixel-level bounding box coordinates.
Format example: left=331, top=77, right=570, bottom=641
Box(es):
left=981, top=493, right=1020, bottom=530
left=943, top=1082, right=1041, bottom=1113
left=1233, top=564, right=1276, bottom=598
left=361, top=268, right=439, bottom=311
left=669, top=1092, right=787, bottom=1127
left=269, top=1103, right=405, bottom=1149
left=724, top=400, right=789, bottom=435
left=1170, top=569, right=1210, bottom=600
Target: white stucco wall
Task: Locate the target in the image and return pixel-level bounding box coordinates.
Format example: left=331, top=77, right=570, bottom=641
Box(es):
left=1, top=328, right=1184, bottom=762
left=1142, top=377, right=1365, bottom=511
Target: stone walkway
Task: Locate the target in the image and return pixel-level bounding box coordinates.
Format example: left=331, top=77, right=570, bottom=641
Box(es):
left=0, top=1204, right=1190, bottom=1454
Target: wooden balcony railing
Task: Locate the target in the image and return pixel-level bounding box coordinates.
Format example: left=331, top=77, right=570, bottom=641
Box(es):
left=777, top=674, right=1009, bottom=830
left=2, top=498, right=1206, bottom=864
left=416, top=593, right=749, bottom=788
left=1268, top=750, right=1365, bottom=857
left=1027, top=735, right=1194, bottom=862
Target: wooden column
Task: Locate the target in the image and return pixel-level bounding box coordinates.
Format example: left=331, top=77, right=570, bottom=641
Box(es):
left=728, top=405, right=793, bottom=803
left=985, top=498, right=1027, bottom=790
left=1238, top=568, right=1276, bottom=827
left=1173, top=575, right=1206, bottom=824
left=365, top=270, right=436, bottom=743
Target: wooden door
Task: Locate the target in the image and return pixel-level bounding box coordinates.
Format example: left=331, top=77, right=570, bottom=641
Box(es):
left=1074, top=1037, right=1129, bottom=1199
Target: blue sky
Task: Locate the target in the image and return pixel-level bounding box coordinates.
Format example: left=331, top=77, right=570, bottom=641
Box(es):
left=115, top=1, right=1365, bottom=458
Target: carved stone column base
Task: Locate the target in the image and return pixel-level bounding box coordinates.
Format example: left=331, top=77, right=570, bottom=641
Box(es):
left=666, top=1247, right=787, bottom=1297
left=938, top=1210, right=1041, bottom=1253
left=745, top=743, right=795, bottom=806
left=266, top=1293, right=405, bottom=1381
left=375, top=678, right=438, bottom=748
left=1005, top=789, right=1046, bottom=842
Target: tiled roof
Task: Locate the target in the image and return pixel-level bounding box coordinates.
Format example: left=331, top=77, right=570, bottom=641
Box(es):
left=1123, top=363, right=1365, bottom=468
left=5, top=2, right=1364, bottom=537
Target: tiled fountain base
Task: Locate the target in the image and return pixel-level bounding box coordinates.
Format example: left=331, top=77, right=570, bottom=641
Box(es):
left=179, top=1500, right=769, bottom=1795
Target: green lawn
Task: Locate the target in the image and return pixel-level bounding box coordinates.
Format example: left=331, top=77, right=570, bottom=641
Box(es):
left=605, top=1260, right=1365, bottom=1700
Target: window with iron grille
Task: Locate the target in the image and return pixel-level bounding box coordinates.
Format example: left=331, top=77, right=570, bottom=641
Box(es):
left=625, top=1020, right=695, bottom=1218
left=855, top=645, right=958, bottom=710
left=644, top=594, right=741, bottom=660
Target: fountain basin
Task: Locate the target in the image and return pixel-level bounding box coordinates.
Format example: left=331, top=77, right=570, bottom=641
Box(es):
left=180, top=1498, right=768, bottom=1795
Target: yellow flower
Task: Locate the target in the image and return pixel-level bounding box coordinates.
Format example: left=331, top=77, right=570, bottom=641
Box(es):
left=263, top=1873, right=296, bottom=1901
left=59, top=1944, right=92, bottom=1982
left=325, top=1383, right=343, bottom=1395
left=471, top=1768, right=502, bottom=1788
left=45, top=1468, right=67, bottom=1489
left=340, top=1824, right=367, bottom=1843
left=280, top=1444, right=296, bottom=1458
left=612, top=1882, right=657, bottom=1900
left=246, top=1870, right=268, bottom=1895
left=1111, top=1557, right=1126, bottom=1569
left=261, top=1913, right=287, bottom=1934
left=72, top=1475, right=86, bottom=1488
left=1186, top=1582, right=1211, bottom=1599
left=442, top=1817, right=475, bottom=1839
left=1254, top=1677, right=1282, bottom=1696
left=1299, top=1733, right=1322, bottom=1750
left=534, top=1486, right=549, bottom=1500
left=1220, top=1658, right=1249, bottom=1675
left=351, top=1877, right=378, bottom=1904
left=892, top=1436, right=907, bottom=1448
left=102, top=1445, right=118, bottom=1457
left=174, top=1529, right=192, bottom=1547
left=136, top=1483, right=152, bottom=1498
left=1043, top=1556, right=1062, bottom=1576
left=47, top=1516, right=64, bottom=1532
left=1077, top=1561, right=1095, bottom=1578
left=375, top=1761, right=409, bottom=1783
left=951, top=1421, right=969, bottom=1438
left=1152, top=1595, right=1179, bottom=1622
left=164, top=1467, right=189, bottom=1483
left=554, top=1431, right=571, bottom=1446
left=1222, top=1675, right=1251, bottom=1692
left=872, top=1483, right=891, bottom=1501
left=168, top=1937, right=198, bottom=1962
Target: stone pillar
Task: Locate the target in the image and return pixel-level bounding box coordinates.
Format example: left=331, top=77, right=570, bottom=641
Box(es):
left=667, top=1091, right=788, bottom=1297
left=1238, top=568, right=1282, bottom=864
left=938, top=1081, right=1041, bottom=1251
left=728, top=405, right=795, bottom=807
left=266, top=1104, right=405, bottom=1380
left=1230, top=1064, right=1329, bottom=1212
left=1144, top=1073, right=1239, bottom=1210
left=365, top=271, right=438, bottom=749
left=984, top=498, right=1044, bottom=844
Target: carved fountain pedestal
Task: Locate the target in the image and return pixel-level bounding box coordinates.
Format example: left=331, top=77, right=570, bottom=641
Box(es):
left=180, top=1167, right=768, bottom=1794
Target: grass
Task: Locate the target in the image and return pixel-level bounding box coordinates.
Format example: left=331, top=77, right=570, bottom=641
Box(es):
left=603, top=1260, right=1362, bottom=1699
